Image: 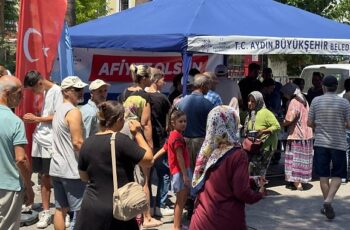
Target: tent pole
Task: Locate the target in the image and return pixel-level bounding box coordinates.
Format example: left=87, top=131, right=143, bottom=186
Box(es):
left=181, top=52, right=193, bottom=96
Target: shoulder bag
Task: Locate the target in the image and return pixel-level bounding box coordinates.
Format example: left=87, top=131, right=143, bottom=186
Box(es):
left=110, top=132, right=148, bottom=221
left=242, top=116, right=263, bottom=155
left=242, top=137, right=263, bottom=155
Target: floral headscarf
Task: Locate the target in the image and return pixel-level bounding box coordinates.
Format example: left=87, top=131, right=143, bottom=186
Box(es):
left=244, top=91, right=266, bottom=134
left=192, top=105, right=240, bottom=193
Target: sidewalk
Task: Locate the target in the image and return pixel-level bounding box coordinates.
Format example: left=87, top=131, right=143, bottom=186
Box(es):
left=21, top=171, right=350, bottom=230
left=246, top=180, right=350, bottom=230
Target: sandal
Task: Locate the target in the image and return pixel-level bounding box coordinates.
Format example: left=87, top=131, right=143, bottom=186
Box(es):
left=323, top=203, right=335, bottom=220
left=142, top=218, right=163, bottom=229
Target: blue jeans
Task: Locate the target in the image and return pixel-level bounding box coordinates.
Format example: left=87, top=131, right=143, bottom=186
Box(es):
left=150, top=155, right=170, bottom=208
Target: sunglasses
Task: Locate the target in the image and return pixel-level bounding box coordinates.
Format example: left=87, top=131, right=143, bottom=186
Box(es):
left=68, top=87, right=83, bottom=92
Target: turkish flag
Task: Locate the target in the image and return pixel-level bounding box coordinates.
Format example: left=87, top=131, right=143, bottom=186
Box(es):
left=15, top=0, right=67, bottom=161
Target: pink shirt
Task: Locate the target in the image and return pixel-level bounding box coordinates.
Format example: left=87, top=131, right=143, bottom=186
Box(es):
left=285, top=98, right=313, bottom=140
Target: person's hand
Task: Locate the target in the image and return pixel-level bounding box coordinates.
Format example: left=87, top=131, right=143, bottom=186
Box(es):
left=23, top=113, right=38, bottom=123
left=183, top=174, right=191, bottom=188
left=258, top=186, right=267, bottom=197
left=128, top=120, right=142, bottom=136
left=24, top=187, right=35, bottom=206
left=258, top=177, right=268, bottom=187
left=258, top=129, right=271, bottom=137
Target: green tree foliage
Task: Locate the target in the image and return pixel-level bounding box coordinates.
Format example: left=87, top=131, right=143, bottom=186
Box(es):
left=76, top=0, right=110, bottom=24
left=276, top=0, right=334, bottom=15
left=272, top=0, right=349, bottom=76
left=4, top=0, right=18, bottom=27
left=324, top=0, right=350, bottom=24
left=0, top=0, right=18, bottom=72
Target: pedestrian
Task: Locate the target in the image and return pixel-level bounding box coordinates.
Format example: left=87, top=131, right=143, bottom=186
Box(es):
left=0, top=76, right=34, bottom=230
left=261, top=67, right=283, bottom=117
left=203, top=71, right=223, bottom=106
left=49, top=76, right=88, bottom=230
left=177, top=74, right=214, bottom=219
left=23, top=70, right=63, bottom=228
left=306, top=72, right=323, bottom=105
left=239, top=63, right=262, bottom=111
left=308, top=75, right=350, bottom=220
left=75, top=101, right=153, bottom=230
left=244, top=91, right=281, bottom=193
left=168, top=73, right=183, bottom=105
left=80, top=79, right=110, bottom=139
left=214, top=64, right=242, bottom=106
left=153, top=109, right=191, bottom=230
left=120, top=64, right=161, bottom=228
left=343, top=78, right=350, bottom=180
left=280, top=83, right=313, bottom=191
left=145, top=68, right=173, bottom=217
left=190, top=106, right=264, bottom=230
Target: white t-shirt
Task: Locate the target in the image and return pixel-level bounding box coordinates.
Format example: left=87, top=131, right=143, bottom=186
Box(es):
left=33, top=84, right=63, bottom=149
left=216, top=78, right=242, bottom=105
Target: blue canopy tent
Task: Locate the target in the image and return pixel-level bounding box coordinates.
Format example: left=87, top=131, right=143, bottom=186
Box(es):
left=70, top=0, right=350, bottom=92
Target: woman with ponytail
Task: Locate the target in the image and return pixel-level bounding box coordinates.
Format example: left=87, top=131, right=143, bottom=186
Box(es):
left=120, top=64, right=162, bottom=228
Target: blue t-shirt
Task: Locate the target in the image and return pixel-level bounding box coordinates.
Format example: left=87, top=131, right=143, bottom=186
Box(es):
left=0, top=105, right=28, bottom=191
left=178, top=92, right=214, bottom=138
left=80, top=99, right=99, bottom=139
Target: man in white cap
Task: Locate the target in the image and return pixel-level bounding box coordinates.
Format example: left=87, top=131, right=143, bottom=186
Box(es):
left=49, top=76, right=87, bottom=230
left=23, top=70, right=63, bottom=228
left=80, top=79, right=110, bottom=138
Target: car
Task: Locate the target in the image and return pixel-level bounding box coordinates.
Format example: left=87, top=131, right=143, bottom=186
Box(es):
left=299, top=64, right=350, bottom=96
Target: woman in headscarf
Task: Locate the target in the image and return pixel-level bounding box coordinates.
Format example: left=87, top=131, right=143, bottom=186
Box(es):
left=244, top=91, right=281, bottom=192
left=190, top=106, right=264, bottom=230
left=280, top=83, right=313, bottom=191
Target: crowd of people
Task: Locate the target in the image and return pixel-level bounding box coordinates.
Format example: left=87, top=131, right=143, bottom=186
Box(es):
left=1, top=62, right=350, bottom=230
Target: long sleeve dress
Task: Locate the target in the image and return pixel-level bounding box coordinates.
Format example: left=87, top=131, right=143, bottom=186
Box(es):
left=190, top=148, right=262, bottom=230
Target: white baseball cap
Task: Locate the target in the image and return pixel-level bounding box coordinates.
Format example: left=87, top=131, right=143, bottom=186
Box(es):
left=61, top=76, right=88, bottom=89
left=89, top=79, right=110, bottom=91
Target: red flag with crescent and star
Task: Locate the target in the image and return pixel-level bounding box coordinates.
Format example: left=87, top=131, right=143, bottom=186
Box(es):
left=15, top=0, right=67, bottom=160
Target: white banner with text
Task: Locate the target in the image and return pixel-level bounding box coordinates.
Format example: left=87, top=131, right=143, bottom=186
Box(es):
left=188, top=35, right=350, bottom=55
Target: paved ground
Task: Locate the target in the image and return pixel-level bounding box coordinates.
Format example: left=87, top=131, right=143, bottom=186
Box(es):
left=21, top=163, right=350, bottom=230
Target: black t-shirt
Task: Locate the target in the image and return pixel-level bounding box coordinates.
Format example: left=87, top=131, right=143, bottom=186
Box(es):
left=168, top=89, right=181, bottom=105
left=148, top=92, right=171, bottom=148
left=77, top=133, right=144, bottom=229
left=306, top=87, right=323, bottom=105
left=79, top=133, right=145, bottom=190
left=123, top=89, right=150, bottom=103
left=239, top=77, right=262, bottom=110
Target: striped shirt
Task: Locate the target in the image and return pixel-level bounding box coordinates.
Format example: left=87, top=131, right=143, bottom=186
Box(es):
left=308, top=93, right=350, bottom=151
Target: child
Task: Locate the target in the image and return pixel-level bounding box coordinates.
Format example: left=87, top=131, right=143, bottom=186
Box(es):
left=154, top=109, right=191, bottom=230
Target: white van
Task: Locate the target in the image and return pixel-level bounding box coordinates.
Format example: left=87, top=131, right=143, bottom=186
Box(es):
left=300, top=64, right=350, bottom=96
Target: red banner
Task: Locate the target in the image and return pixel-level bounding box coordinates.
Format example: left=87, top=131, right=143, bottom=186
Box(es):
left=15, top=0, right=67, bottom=160
left=89, top=55, right=209, bottom=82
